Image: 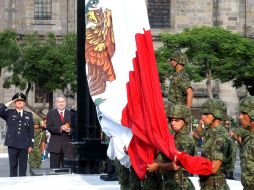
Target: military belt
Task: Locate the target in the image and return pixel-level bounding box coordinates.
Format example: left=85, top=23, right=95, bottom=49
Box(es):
left=199, top=177, right=226, bottom=188
left=174, top=171, right=188, bottom=181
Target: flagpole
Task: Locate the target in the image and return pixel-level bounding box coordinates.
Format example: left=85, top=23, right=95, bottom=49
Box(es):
left=63, top=0, right=107, bottom=174
left=76, top=0, right=88, bottom=140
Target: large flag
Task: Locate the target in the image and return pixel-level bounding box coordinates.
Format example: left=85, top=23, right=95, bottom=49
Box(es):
left=85, top=0, right=147, bottom=167
left=85, top=0, right=213, bottom=179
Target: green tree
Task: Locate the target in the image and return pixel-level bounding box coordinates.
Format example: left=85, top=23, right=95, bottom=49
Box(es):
left=157, top=26, right=254, bottom=97
left=0, top=30, right=77, bottom=116
left=0, top=30, right=21, bottom=73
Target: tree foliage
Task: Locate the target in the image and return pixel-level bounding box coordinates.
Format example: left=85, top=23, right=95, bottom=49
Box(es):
left=156, top=26, right=254, bottom=96
left=0, top=30, right=21, bottom=70
left=0, top=30, right=77, bottom=116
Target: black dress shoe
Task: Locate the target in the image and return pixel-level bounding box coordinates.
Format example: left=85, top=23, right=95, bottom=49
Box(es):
left=100, top=174, right=118, bottom=181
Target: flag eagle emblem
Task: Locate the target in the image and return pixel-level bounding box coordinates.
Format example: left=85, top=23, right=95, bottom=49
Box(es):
left=85, top=0, right=116, bottom=96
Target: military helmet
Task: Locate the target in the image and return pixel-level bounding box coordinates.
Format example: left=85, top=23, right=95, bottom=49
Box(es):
left=34, top=118, right=41, bottom=125
left=170, top=51, right=188, bottom=65
left=164, top=100, right=174, bottom=118
left=12, top=92, right=26, bottom=102
left=169, top=104, right=191, bottom=125
left=201, top=99, right=227, bottom=119
left=239, top=96, right=254, bottom=120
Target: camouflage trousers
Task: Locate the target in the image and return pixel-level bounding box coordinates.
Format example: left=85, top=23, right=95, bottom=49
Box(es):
left=114, top=159, right=130, bottom=190
left=162, top=177, right=195, bottom=190
left=28, top=148, right=42, bottom=172
left=116, top=162, right=162, bottom=190
left=129, top=167, right=162, bottom=190
left=200, top=184, right=230, bottom=190
left=142, top=172, right=161, bottom=190
left=129, top=167, right=141, bottom=190
left=200, top=181, right=230, bottom=190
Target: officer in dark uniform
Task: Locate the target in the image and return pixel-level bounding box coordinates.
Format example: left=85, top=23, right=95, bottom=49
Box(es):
left=0, top=92, right=34, bottom=177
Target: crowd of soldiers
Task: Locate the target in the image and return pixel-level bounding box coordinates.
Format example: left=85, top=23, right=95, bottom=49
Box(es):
left=113, top=51, right=254, bottom=190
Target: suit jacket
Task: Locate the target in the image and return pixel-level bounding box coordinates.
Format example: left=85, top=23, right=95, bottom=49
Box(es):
left=0, top=104, right=34, bottom=149
left=46, top=109, right=72, bottom=154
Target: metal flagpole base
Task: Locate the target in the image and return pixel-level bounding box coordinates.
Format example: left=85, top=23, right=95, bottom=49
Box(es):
left=64, top=139, right=108, bottom=174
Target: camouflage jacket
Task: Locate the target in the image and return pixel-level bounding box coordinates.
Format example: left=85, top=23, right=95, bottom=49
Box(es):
left=168, top=70, right=191, bottom=105
left=199, top=125, right=230, bottom=181
left=221, top=126, right=237, bottom=175
left=175, top=127, right=196, bottom=157
left=240, top=131, right=254, bottom=189
left=33, top=128, right=46, bottom=151
left=163, top=127, right=196, bottom=178
left=159, top=127, right=195, bottom=190
left=233, top=127, right=250, bottom=141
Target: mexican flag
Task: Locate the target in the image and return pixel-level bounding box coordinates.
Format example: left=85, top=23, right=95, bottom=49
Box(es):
left=85, top=0, right=213, bottom=179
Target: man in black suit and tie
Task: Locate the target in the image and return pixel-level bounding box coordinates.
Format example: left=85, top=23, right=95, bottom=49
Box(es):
left=0, top=92, right=34, bottom=177
left=46, top=95, right=72, bottom=168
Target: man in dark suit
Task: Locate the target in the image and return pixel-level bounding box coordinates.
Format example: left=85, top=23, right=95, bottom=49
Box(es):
left=46, top=95, right=72, bottom=168
left=0, top=92, right=34, bottom=177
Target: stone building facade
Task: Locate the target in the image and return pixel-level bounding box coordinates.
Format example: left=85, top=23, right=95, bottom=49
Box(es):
left=0, top=0, right=77, bottom=35
left=148, top=0, right=254, bottom=48
left=0, top=0, right=253, bottom=149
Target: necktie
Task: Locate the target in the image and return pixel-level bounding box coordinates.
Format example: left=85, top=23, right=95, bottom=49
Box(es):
left=18, top=112, right=22, bottom=117
left=60, top=111, right=64, bottom=122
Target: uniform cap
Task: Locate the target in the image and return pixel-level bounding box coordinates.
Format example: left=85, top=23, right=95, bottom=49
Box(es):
left=12, top=92, right=26, bottom=102
left=201, top=99, right=227, bottom=119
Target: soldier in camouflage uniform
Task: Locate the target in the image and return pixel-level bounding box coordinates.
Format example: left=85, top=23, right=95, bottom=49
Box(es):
left=147, top=104, right=195, bottom=190
left=222, top=115, right=238, bottom=180
left=238, top=96, right=254, bottom=190
left=231, top=125, right=250, bottom=145
left=199, top=99, right=230, bottom=190
left=167, top=51, right=193, bottom=108
left=129, top=166, right=142, bottom=190
left=115, top=159, right=131, bottom=190
left=129, top=165, right=161, bottom=190
left=28, top=118, right=46, bottom=174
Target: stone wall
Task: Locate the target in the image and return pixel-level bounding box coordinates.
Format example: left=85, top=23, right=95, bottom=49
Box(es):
left=0, top=1, right=4, bottom=30
left=172, top=0, right=213, bottom=31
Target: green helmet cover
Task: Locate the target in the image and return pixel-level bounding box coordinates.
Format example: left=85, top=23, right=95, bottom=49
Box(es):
left=239, top=96, right=254, bottom=120
left=164, top=100, right=174, bottom=118
left=170, top=51, right=188, bottom=65
left=169, top=104, right=191, bottom=125
left=201, top=99, right=227, bottom=119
